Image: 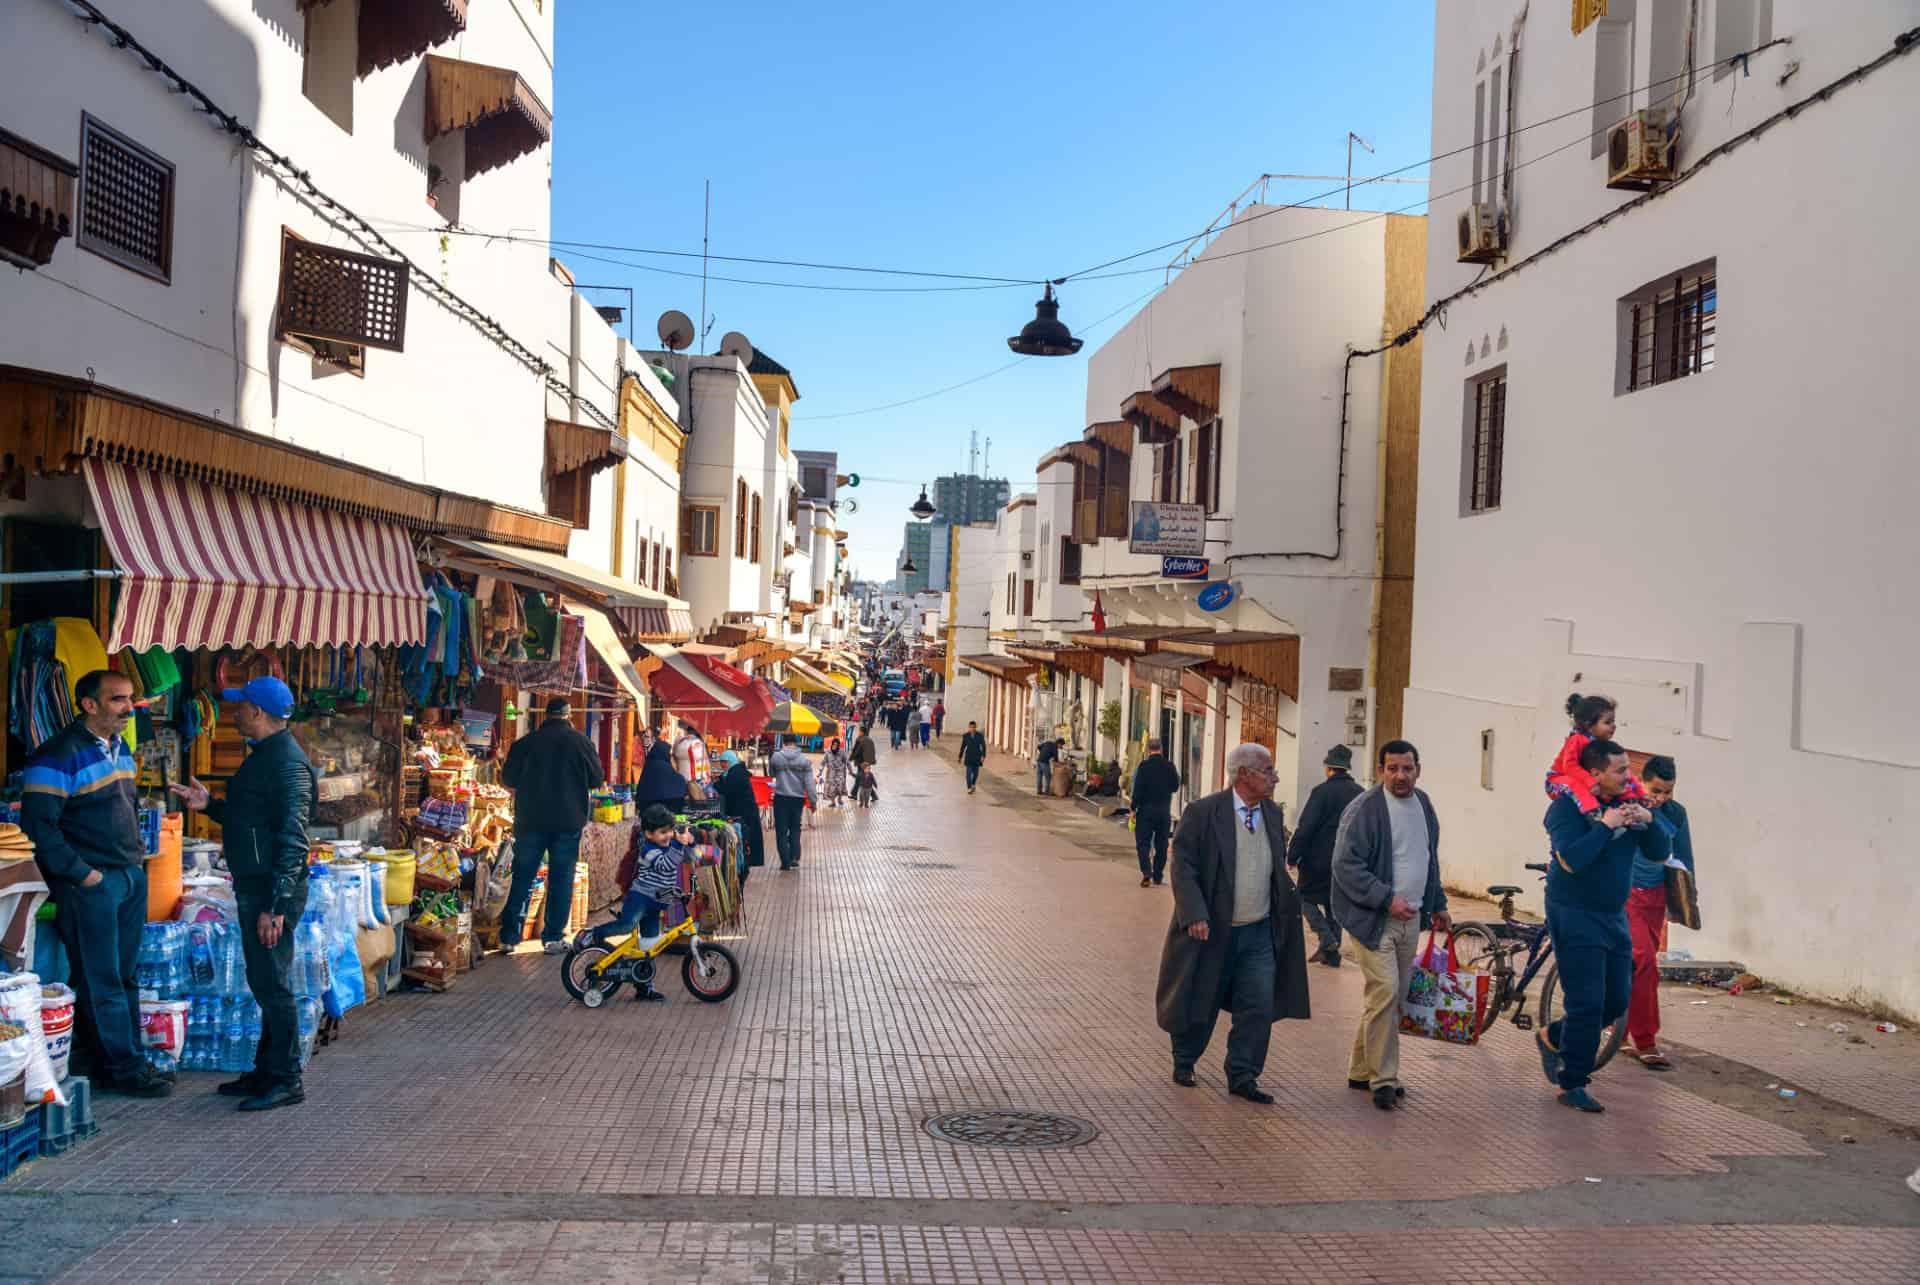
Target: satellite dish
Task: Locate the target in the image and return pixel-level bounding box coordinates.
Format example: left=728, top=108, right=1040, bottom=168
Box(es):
left=656, top=310, right=695, bottom=351
left=719, top=331, right=755, bottom=367
left=842, top=498, right=859, bottom=514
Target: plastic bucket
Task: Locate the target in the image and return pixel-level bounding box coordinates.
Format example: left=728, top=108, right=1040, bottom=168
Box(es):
left=38, top=985, right=74, bottom=1084
left=372, top=853, right=415, bottom=905
left=137, top=1000, right=191, bottom=1056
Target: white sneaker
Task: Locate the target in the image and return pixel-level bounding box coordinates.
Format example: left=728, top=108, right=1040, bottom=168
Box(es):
left=542, top=940, right=568, bottom=955
left=635, top=933, right=666, bottom=954
left=1906, top=1167, right=1920, bottom=1197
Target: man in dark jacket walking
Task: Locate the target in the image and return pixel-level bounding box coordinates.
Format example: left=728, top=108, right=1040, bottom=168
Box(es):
left=1286, top=745, right=1364, bottom=965
left=957, top=721, right=988, bottom=793
left=1330, top=740, right=1449, bottom=1112
left=1129, top=738, right=1182, bottom=887
left=1154, top=743, right=1311, bottom=1104
left=24, top=670, right=170, bottom=1099
left=850, top=727, right=879, bottom=805
left=173, top=677, right=317, bottom=1111
left=498, top=698, right=604, bottom=954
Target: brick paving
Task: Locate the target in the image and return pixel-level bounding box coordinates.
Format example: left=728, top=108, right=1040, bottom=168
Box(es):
left=8, top=746, right=1919, bottom=1281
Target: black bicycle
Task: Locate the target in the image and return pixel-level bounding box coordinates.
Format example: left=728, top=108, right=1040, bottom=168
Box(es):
left=1449, top=862, right=1626, bottom=1070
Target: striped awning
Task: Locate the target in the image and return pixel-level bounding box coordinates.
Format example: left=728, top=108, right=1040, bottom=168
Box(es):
left=86, top=459, right=429, bottom=653
left=613, top=605, right=694, bottom=644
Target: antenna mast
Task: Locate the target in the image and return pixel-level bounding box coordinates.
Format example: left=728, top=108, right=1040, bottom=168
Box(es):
left=700, top=179, right=712, bottom=348
left=983, top=436, right=992, bottom=477
left=968, top=429, right=979, bottom=474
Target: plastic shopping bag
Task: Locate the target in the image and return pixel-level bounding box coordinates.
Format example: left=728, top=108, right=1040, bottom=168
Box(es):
left=1400, top=928, right=1489, bottom=1046
left=0, top=972, right=67, bottom=1106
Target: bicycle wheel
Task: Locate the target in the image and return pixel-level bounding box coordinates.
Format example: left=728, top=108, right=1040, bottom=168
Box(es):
left=1537, top=960, right=1628, bottom=1072
left=562, top=945, right=621, bottom=1008
left=1449, top=924, right=1505, bottom=1039
left=682, top=942, right=740, bottom=1003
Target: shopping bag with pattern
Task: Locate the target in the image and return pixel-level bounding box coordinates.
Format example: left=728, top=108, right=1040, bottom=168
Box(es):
left=1400, top=928, right=1489, bottom=1046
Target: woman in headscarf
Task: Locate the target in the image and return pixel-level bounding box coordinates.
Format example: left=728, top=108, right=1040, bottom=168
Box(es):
left=821, top=737, right=850, bottom=808
left=634, top=738, right=688, bottom=809
left=710, top=750, right=765, bottom=882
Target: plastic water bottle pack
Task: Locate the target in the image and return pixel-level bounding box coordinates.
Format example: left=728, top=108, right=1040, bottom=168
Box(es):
left=135, top=922, right=189, bottom=1002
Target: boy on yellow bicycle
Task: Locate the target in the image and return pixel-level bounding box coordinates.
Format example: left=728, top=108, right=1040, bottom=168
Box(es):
left=592, top=804, right=690, bottom=1000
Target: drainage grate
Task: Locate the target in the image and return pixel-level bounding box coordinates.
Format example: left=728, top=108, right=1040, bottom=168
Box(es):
left=883, top=843, right=933, bottom=852
left=903, top=861, right=957, bottom=870
left=924, top=1110, right=1099, bottom=1151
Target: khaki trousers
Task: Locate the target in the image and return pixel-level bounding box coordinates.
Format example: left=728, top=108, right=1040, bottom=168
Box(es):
left=1348, top=915, right=1419, bottom=1089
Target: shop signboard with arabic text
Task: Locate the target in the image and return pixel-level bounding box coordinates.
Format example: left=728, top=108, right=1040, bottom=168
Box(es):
left=1127, top=502, right=1205, bottom=557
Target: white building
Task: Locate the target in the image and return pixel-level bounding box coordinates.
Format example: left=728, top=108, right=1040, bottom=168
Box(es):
left=1, top=0, right=619, bottom=530
left=658, top=351, right=773, bottom=639
left=941, top=523, right=1000, bottom=733
left=1406, top=2, right=1920, bottom=1016
left=1068, top=200, right=1426, bottom=814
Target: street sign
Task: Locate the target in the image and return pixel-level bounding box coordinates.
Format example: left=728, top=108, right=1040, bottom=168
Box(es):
left=1161, top=557, right=1210, bottom=580
left=1197, top=582, right=1236, bottom=612
left=1127, top=501, right=1205, bottom=556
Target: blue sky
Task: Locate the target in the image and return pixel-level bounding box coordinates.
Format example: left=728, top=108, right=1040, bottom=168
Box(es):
left=551, top=1, right=1437, bottom=576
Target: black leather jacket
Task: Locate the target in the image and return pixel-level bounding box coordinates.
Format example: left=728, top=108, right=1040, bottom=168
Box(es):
left=207, top=728, right=317, bottom=915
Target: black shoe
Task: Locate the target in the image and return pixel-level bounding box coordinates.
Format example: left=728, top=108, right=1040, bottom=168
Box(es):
left=100, top=1068, right=172, bottom=1098
left=1140, top=876, right=1152, bottom=887
left=238, top=1082, right=305, bottom=1112
left=1152, top=877, right=1164, bottom=886
left=1349, top=1078, right=1405, bottom=1098
left=217, top=1073, right=270, bottom=1098
left=1321, top=949, right=1343, bottom=968
left=1172, top=1069, right=1197, bottom=1087
left=634, top=986, right=667, bottom=1003
left=1372, top=1085, right=1398, bottom=1111
left=1535, top=1033, right=1564, bottom=1089
left=1228, top=1081, right=1275, bottom=1105
left=1557, top=1087, right=1605, bottom=1114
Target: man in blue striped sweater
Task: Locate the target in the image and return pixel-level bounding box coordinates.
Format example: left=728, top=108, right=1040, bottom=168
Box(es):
left=22, top=669, right=171, bottom=1098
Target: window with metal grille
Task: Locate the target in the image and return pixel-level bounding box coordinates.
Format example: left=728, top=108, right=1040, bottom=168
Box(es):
left=683, top=505, right=720, bottom=557
left=278, top=232, right=408, bottom=352
left=1625, top=266, right=1716, bottom=392
left=1465, top=368, right=1506, bottom=515
left=77, top=115, right=173, bottom=282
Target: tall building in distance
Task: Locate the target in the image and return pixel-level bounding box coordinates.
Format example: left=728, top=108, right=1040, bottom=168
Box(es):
left=932, top=474, right=1011, bottom=528
left=897, top=521, right=933, bottom=594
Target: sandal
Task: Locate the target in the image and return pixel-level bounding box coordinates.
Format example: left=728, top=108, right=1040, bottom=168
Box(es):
left=1628, top=1046, right=1673, bottom=1070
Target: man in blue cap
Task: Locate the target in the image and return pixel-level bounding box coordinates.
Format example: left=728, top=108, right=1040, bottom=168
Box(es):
left=172, top=676, right=317, bottom=1113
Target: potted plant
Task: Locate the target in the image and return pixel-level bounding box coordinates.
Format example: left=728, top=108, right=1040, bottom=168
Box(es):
left=426, top=163, right=446, bottom=210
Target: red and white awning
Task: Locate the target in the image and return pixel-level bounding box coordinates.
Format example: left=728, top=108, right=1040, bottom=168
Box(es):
left=613, top=604, right=695, bottom=643
left=86, top=459, right=430, bottom=652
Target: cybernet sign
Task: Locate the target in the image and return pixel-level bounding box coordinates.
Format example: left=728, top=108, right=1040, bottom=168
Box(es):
left=1160, top=557, right=1210, bottom=580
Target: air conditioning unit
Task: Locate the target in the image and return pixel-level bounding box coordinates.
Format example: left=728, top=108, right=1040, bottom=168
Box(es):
left=1456, top=202, right=1504, bottom=264
left=1020, top=550, right=1033, bottom=565
left=1607, top=108, right=1679, bottom=191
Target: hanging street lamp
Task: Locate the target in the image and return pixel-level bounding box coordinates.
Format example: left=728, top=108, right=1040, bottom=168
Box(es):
left=909, top=485, right=937, bottom=520
left=1007, top=282, right=1084, bottom=356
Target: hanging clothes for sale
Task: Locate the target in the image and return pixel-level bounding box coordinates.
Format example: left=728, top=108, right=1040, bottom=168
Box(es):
left=7, top=617, right=113, bottom=752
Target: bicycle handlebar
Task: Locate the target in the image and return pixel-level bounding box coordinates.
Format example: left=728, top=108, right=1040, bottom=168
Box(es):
left=1523, top=862, right=1550, bottom=874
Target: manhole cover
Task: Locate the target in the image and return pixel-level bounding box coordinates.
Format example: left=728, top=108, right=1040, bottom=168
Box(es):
left=924, top=1110, right=1099, bottom=1150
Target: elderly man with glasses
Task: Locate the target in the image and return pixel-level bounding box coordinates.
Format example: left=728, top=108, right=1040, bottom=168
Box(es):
left=1154, top=743, right=1313, bottom=1104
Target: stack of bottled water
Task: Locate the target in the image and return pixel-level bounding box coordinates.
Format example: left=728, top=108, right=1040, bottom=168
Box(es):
left=292, top=909, right=333, bottom=1001
left=177, top=920, right=264, bottom=1073
left=135, top=922, right=188, bottom=1001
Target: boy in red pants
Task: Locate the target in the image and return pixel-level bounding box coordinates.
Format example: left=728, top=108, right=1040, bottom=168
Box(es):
left=1626, top=756, right=1695, bottom=1069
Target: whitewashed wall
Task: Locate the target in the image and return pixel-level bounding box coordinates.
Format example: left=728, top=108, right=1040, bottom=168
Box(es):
left=1409, top=1, right=1920, bottom=1017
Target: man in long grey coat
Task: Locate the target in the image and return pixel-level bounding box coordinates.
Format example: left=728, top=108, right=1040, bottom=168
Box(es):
left=1154, top=743, right=1312, bottom=1103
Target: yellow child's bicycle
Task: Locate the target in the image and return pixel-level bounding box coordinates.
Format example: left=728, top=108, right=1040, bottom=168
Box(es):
left=559, top=893, right=740, bottom=1008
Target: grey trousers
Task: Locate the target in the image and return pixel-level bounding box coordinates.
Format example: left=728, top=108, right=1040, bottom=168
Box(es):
left=1170, top=918, right=1276, bottom=1089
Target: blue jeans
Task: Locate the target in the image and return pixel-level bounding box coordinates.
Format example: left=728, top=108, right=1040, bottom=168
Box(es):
left=593, top=889, right=665, bottom=944
left=501, top=830, right=583, bottom=946
left=1134, top=808, right=1171, bottom=880
left=964, top=762, right=981, bottom=790
left=1544, top=903, right=1633, bottom=1090
left=890, top=728, right=903, bottom=749
left=1036, top=761, right=1052, bottom=794
left=918, top=724, right=931, bottom=746
left=773, top=795, right=806, bottom=868
left=54, top=864, right=147, bottom=1080
left=1169, top=918, right=1276, bottom=1089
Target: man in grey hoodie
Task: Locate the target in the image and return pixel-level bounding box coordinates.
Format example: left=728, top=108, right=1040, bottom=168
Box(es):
left=1330, top=740, right=1450, bottom=1112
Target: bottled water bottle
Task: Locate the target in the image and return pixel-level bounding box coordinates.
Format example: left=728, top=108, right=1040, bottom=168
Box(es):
left=296, top=999, right=318, bottom=1067
left=188, top=925, right=215, bottom=988
left=222, top=1000, right=248, bottom=1074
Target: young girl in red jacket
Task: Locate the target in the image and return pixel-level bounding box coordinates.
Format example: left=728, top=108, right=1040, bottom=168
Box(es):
left=1546, top=693, right=1646, bottom=814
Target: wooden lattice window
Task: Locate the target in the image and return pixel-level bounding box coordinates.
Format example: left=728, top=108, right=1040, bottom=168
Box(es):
left=78, top=115, right=173, bottom=282
left=278, top=231, right=409, bottom=352
left=1238, top=678, right=1281, bottom=754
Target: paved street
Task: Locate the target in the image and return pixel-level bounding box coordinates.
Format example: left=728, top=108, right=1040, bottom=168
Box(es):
left=4, top=746, right=1917, bottom=1283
